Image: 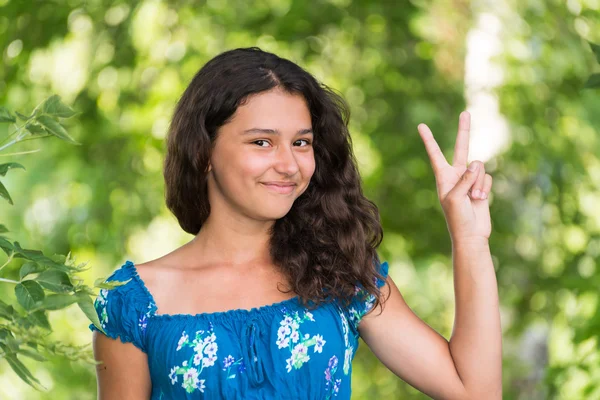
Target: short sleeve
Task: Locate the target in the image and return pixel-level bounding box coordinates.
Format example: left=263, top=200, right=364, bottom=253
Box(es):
left=346, top=259, right=389, bottom=334
left=89, top=261, right=156, bottom=352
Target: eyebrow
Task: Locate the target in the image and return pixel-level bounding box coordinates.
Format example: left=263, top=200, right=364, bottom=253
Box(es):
left=241, top=128, right=314, bottom=135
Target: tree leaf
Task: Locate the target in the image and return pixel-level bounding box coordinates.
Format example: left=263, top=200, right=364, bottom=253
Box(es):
left=94, top=277, right=131, bottom=289
left=19, top=261, right=45, bottom=280
left=0, top=179, right=14, bottom=205
left=0, top=162, right=25, bottom=177
left=41, top=294, right=79, bottom=310
left=76, top=292, right=105, bottom=334
left=0, top=299, right=15, bottom=320
left=24, top=122, right=47, bottom=135
left=28, top=310, right=51, bottom=330
left=0, top=224, right=9, bottom=233
left=15, top=281, right=45, bottom=310
left=35, top=115, right=79, bottom=144
left=15, top=111, right=31, bottom=121
left=4, top=351, right=44, bottom=390
left=584, top=73, right=600, bottom=89
left=0, top=107, right=16, bottom=123
left=18, top=348, right=47, bottom=362
left=38, top=95, right=77, bottom=118
left=35, top=270, right=73, bottom=293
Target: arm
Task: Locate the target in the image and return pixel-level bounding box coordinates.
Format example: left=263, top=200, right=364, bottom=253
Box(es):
left=360, top=241, right=501, bottom=399
left=360, top=111, right=502, bottom=399
left=93, top=331, right=152, bottom=400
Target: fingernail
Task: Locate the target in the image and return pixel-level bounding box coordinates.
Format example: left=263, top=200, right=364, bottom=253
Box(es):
left=468, top=163, right=478, bottom=171
left=473, top=189, right=481, bottom=198
left=482, top=192, right=487, bottom=199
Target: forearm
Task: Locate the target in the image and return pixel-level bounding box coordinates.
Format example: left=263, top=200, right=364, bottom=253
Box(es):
left=448, top=237, right=502, bottom=398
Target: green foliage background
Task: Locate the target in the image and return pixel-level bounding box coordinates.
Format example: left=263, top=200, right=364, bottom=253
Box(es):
left=0, top=0, right=599, bottom=398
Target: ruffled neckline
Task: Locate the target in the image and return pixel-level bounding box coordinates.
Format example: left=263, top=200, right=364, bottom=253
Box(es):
left=122, top=260, right=301, bottom=323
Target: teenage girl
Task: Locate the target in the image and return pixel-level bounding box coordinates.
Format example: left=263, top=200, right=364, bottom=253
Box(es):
left=91, top=47, right=501, bottom=399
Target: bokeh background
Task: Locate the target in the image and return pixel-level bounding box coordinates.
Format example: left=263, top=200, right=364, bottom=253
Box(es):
left=1, top=0, right=599, bottom=399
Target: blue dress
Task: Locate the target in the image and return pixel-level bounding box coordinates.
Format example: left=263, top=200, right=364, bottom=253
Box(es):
left=89, top=259, right=389, bottom=399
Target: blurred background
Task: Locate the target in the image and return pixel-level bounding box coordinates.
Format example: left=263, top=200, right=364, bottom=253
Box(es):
left=1, top=0, right=599, bottom=398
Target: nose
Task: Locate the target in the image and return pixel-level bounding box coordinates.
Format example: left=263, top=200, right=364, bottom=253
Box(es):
left=273, top=144, right=300, bottom=176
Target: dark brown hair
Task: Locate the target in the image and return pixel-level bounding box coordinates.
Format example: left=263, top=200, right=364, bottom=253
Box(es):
left=164, top=47, right=386, bottom=313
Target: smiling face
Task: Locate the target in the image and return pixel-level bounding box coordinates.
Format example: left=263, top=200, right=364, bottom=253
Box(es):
left=206, top=88, right=316, bottom=222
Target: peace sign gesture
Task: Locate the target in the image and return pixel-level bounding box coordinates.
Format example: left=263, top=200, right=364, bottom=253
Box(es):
left=417, top=111, right=492, bottom=242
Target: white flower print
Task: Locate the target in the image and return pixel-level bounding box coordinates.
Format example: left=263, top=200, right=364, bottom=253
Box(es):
left=97, top=289, right=108, bottom=305
left=290, top=343, right=310, bottom=368
left=169, top=366, right=178, bottom=385
left=177, top=332, right=189, bottom=351
left=276, top=336, right=290, bottom=349
left=290, top=330, right=300, bottom=343
left=182, top=368, right=200, bottom=393
left=203, top=332, right=216, bottom=344
left=204, top=342, right=218, bottom=357
left=202, top=354, right=217, bottom=368
left=343, top=347, right=353, bottom=375
left=193, top=353, right=203, bottom=366
left=339, top=312, right=354, bottom=375
left=276, top=307, right=325, bottom=372
left=169, top=323, right=224, bottom=394
left=222, top=355, right=245, bottom=379
left=314, top=334, right=326, bottom=353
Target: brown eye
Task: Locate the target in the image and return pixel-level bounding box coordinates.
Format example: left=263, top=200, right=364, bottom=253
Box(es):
left=296, top=139, right=312, bottom=146
left=253, top=140, right=270, bottom=147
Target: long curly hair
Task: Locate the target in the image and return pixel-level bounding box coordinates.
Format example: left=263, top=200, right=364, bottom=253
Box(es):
left=164, top=47, right=386, bottom=313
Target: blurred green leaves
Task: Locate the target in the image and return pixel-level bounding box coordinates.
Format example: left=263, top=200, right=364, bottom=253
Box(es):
left=0, top=98, right=123, bottom=392
left=584, top=41, right=600, bottom=89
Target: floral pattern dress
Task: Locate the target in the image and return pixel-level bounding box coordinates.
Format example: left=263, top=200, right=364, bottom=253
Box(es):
left=90, top=259, right=389, bottom=399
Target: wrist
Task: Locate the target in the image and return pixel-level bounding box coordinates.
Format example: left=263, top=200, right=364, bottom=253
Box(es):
left=451, top=236, right=490, bottom=250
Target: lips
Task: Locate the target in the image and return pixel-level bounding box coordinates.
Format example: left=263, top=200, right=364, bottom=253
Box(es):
left=261, top=182, right=296, bottom=194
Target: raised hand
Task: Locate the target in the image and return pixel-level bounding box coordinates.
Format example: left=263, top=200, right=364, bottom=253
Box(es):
left=417, top=111, right=492, bottom=242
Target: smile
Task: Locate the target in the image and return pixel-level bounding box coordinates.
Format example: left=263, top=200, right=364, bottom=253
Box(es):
left=261, top=183, right=296, bottom=194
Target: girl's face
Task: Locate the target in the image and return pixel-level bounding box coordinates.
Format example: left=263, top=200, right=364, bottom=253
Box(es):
left=206, top=88, right=316, bottom=222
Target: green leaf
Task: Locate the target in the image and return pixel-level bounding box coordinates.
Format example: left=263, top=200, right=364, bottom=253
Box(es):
left=29, top=310, right=51, bottom=330
left=590, top=41, right=600, bottom=64
left=94, top=277, right=131, bottom=289
left=584, top=73, right=600, bottom=89
left=41, top=294, right=79, bottom=310
left=76, top=292, right=105, bottom=334
left=0, top=179, right=14, bottom=205
left=18, top=348, right=47, bottom=362
left=0, top=107, right=16, bottom=123
left=15, top=281, right=45, bottom=310
left=0, top=237, right=14, bottom=256
left=0, top=162, right=25, bottom=177
left=24, top=122, right=47, bottom=135
left=4, top=351, right=44, bottom=390
left=37, top=95, right=77, bottom=118
left=35, top=270, right=73, bottom=293
left=0, top=300, right=14, bottom=320
left=35, top=115, right=79, bottom=144
left=19, top=261, right=45, bottom=280
left=15, top=111, right=31, bottom=121
left=0, top=224, right=8, bottom=233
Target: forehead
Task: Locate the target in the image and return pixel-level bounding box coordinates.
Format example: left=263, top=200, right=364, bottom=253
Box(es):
left=228, top=89, right=312, bottom=128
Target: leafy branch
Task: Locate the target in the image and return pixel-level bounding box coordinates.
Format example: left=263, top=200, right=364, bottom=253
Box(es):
left=0, top=96, right=126, bottom=390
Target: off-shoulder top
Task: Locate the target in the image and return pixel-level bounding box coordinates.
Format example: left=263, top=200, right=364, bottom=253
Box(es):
left=89, top=259, right=389, bottom=399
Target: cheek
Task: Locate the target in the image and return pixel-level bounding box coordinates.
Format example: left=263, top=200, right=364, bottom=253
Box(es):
left=301, top=154, right=316, bottom=179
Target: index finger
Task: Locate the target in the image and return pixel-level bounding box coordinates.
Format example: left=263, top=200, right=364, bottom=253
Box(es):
left=417, top=123, right=448, bottom=174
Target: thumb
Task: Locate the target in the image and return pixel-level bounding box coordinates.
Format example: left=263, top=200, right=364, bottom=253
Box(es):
left=452, top=162, right=480, bottom=196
